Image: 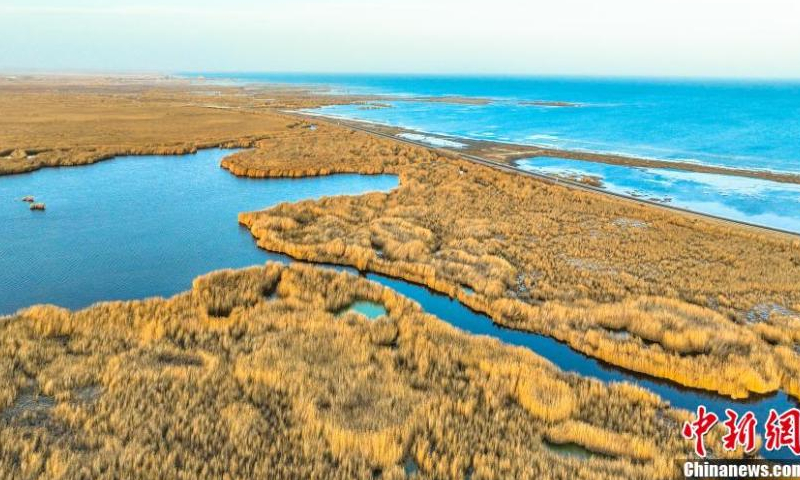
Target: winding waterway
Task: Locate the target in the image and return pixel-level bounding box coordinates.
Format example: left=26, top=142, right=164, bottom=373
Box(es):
left=1, top=148, right=794, bottom=459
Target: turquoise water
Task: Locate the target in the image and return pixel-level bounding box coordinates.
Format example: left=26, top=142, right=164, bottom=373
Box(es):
left=194, top=73, right=800, bottom=175
left=0, top=147, right=796, bottom=458
left=517, top=157, right=800, bottom=233
left=189, top=73, right=800, bottom=233
left=0, top=149, right=398, bottom=314
left=339, top=300, right=387, bottom=320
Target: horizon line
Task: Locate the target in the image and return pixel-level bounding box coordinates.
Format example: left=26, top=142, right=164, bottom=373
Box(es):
left=2, top=68, right=800, bottom=83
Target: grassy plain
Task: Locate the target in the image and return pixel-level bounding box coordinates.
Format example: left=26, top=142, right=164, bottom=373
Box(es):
left=0, top=75, right=362, bottom=175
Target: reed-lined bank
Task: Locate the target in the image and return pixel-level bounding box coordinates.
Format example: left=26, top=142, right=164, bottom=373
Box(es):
left=0, top=263, right=728, bottom=479
left=229, top=122, right=800, bottom=401
left=3, top=77, right=799, bottom=478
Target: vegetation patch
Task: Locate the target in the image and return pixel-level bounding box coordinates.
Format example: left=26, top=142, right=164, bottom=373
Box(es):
left=0, top=263, right=723, bottom=479
left=231, top=122, right=800, bottom=400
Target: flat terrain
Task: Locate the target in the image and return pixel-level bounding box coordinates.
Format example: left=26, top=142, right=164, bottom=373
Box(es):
left=229, top=121, right=800, bottom=400
left=1, top=263, right=701, bottom=479
left=0, top=75, right=365, bottom=175
left=472, top=143, right=800, bottom=185
left=1, top=76, right=797, bottom=478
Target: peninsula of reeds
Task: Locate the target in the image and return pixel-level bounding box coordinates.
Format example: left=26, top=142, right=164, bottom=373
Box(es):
left=228, top=121, right=800, bottom=401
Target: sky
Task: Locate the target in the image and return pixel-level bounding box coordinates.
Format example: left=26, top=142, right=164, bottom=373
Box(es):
left=1, top=0, right=799, bottom=78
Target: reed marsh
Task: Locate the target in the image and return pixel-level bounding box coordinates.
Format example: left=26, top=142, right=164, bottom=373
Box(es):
left=0, top=76, right=369, bottom=176
left=1, top=77, right=796, bottom=479
left=0, top=263, right=707, bottom=479
left=230, top=122, right=800, bottom=400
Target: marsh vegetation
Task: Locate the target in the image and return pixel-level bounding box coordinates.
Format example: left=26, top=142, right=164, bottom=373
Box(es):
left=1, top=78, right=795, bottom=478
left=1, top=263, right=728, bottom=479
left=231, top=123, right=800, bottom=400
left=0, top=77, right=369, bottom=176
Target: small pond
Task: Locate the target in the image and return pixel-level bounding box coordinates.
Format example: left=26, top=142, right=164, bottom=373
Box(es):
left=338, top=300, right=387, bottom=320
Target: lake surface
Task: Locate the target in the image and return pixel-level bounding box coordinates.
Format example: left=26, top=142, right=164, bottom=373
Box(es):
left=2, top=147, right=795, bottom=458
left=194, top=73, right=800, bottom=175
left=0, top=149, right=397, bottom=314
left=517, top=157, right=800, bottom=233
left=190, top=73, right=800, bottom=232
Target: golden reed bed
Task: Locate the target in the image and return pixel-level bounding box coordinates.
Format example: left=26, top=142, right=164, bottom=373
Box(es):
left=0, top=77, right=795, bottom=478
left=227, top=121, right=800, bottom=401
left=0, top=76, right=367, bottom=176
left=1, top=263, right=722, bottom=479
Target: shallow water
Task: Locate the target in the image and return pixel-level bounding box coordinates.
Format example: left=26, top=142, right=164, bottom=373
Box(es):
left=200, top=73, right=800, bottom=175
left=0, top=149, right=398, bottom=314
left=305, top=92, right=799, bottom=176
left=339, top=300, right=387, bottom=320
left=403, top=457, right=419, bottom=477
left=517, top=157, right=800, bottom=233
left=543, top=440, right=598, bottom=459
left=2, top=148, right=795, bottom=458
left=395, top=133, right=466, bottom=149
left=195, top=73, right=800, bottom=232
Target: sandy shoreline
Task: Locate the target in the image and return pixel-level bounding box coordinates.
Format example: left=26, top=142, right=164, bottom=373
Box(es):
left=503, top=147, right=800, bottom=185
left=7, top=73, right=799, bottom=175
left=10, top=73, right=793, bottom=185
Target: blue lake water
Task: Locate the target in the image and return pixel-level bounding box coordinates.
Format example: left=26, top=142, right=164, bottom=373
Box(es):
left=517, top=157, right=800, bottom=233
left=191, top=73, right=800, bottom=232
left=194, top=73, right=800, bottom=175
left=0, top=149, right=397, bottom=314
left=0, top=147, right=796, bottom=457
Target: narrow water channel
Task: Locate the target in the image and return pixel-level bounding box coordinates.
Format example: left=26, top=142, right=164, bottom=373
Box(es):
left=1, top=148, right=794, bottom=459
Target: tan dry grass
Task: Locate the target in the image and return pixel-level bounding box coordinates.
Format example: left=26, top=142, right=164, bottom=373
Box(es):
left=0, top=263, right=700, bottom=479
left=0, top=78, right=794, bottom=477
left=230, top=123, right=800, bottom=400
left=0, top=78, right=353, bottom=175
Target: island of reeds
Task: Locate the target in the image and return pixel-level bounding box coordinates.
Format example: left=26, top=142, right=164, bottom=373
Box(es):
left=2, top=262, right=722, bottom=479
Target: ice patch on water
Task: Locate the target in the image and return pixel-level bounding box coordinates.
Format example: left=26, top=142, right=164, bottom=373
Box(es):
left=649, top=169, right=800, bottom=197
left=517, top=157, right=800, bottom=233
left=396, top=133, right=466, bottom=149
left=527, top=134, right=560, bottom=142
